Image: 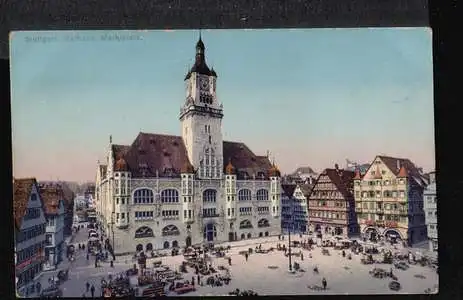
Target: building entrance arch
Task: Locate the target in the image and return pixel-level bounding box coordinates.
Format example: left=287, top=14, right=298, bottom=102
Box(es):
left=384, top=229, right=403, bottom=240
left=203, top=223, right=217, bottom=242
left=364, top=227, right=379, bottom=241
left=136, top=244, right=143, bottom=252
left=185, top=236, right=192, bottom=247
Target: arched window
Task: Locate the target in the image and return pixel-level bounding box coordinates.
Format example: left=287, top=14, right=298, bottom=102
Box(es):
left=239, top=219, right=253, bottom=229
left=256, top=189, right=269, bottom=201
left=240, top=233, right=245, bottom=240
left=172, top=240, right=179, bottom=248
left=133, top=189, right=154, bottom=204
left=238, top=189, right=252, bottom=201
left=247, top=233, right=252, bottom=239
left=203, top=189, right=217, bottom=203
left=135, top=226, right=154, bottom=238
left=259, top=232, right=263, bottom=237
left=258, top=219, right=270, bottom=228
left=163, top=241, right=170, bottom=249
left=160, top=189, right=179, bottom=203
left=162, top=225, right=180, bottom=236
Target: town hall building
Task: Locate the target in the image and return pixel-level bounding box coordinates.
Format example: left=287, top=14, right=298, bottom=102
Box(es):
left=96, top=35, right=282, bottom=254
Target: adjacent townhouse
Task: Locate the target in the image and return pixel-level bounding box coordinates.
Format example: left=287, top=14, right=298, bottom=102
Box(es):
left=307, top=165, right=359, bottom=237
left=13, top=178, right=47, bottom=293
left=281, top=184, right=309, bottom=234
left=39, top=184, right=66, bottom=271
left=354, top=155, right=428, bottom=246
left=423, top=172, right=437, bottom=253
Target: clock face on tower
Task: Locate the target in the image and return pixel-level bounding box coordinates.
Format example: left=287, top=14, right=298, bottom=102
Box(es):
left=200, top=77, right=210, bottom=91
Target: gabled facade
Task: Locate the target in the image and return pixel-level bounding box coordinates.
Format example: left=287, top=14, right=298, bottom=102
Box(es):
left=39, top=184, right=66, bottom=271
left=423, top=172, right=437, bottom=252
left=354, top=155, right=428, bottom=245
left=13, top=178, right=47, bottom=292
left=95, top=35, right=282, bottom=255
left=307, top=166, right=358, bottom=237
left=281, top=184, right=310, bottom=234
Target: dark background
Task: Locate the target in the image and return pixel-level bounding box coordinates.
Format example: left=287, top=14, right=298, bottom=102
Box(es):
left=1, top=0, right=460, bottom=298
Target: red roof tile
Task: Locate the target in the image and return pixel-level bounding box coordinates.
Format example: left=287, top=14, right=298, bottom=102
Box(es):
left=225, top=159, right=236, bottom=175
left=13, top=178, right=38, bottom=230
left=397, top=166, right=408, bottom=177
left=40, top=186, right=64, bottom=215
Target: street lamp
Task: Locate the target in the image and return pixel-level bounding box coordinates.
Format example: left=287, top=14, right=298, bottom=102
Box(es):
left=111, top=212, right=115, bottom=256
left=288, top=199, right=294, bottom=272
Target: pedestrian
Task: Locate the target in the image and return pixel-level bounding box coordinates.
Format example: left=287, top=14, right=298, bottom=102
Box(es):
left=197, top=274, right=200, bottom=284
left=228, top=257, right=232, bottom=266
left=301, top=253, right=304, bottom=261
left=192, top=276, right=195, bottom=286
left=86, top=282, right=90, bottom=292
left=322, top=277, right=327, bottom=290
left=90, top=285, right=95, bottom=298
left=36, top=282, right=41, bottom=293
left=245, top=253, right=248, bottom=261
left=342, top=250, right=346, bottom=258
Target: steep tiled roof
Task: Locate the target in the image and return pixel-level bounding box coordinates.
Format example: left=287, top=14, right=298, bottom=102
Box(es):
left=353, top=168, right=362, bottom=180
left=377, top=155, right=427, bottom=186
left=223, top=142, right=272, bottom=179
left=112, top=144, right=130, bottom=161
left=323, top=169, right=355, bottom=198
left=281, top=184, right=297, bottom=198
left=109, top=133, right=272, bottom=179
left=13, top=178, right=38, bottom=230
left=299, top=183, right=314, bottom=196
left=40, top=186, right=64, bottom=215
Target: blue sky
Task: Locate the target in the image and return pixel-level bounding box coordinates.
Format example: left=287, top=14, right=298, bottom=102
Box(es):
left=10, top=28, right=434, bottom=182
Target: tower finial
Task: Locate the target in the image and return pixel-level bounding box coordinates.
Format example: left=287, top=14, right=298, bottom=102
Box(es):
left=199, top=28, right=202, bottom=41
left=109, top=135, right=112, bottom=144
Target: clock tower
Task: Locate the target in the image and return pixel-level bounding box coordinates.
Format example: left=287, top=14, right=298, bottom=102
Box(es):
left=180, top=34, right=223, bottom=179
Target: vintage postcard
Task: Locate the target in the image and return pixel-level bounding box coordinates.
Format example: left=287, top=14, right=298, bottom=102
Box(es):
left=10, top=28, right=436, bottom=297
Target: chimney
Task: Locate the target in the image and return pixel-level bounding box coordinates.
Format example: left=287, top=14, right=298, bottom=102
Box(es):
left=396, top=160, right=401, bottom=171
left=335, top=163, right=339, bottom=171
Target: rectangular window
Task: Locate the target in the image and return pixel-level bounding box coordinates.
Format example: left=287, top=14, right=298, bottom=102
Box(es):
left=121, top=213, right=125, bottom=219
left=116, top=213, right=120, bottom=220
left=188, top=210, right=192, bottom=218
left=121, top=198, right=125, bottom=205
left=228, top=208, right=231, bottom=216
left=231, top=208, right=235, bottom=215
left=184, top=210, right=187, bottom=218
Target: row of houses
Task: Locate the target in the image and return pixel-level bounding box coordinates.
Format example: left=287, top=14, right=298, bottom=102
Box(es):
left=280, top=155, right=437, bottom=252
left=13, top=178, right=73, bottom=292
